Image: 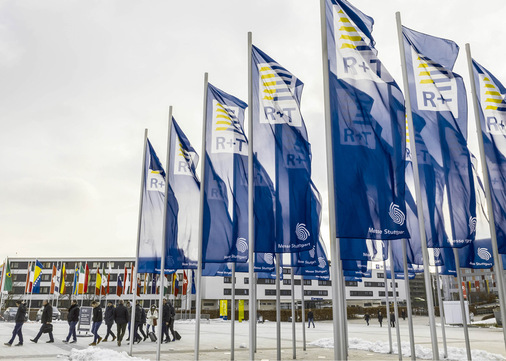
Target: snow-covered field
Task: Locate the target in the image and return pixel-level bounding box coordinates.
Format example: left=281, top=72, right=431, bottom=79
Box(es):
left=0, top=316, right=505, bottom=360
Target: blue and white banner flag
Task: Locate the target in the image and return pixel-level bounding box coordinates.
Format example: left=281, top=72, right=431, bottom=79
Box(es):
left=169, top=119, right=200, bottom=269
left=292, top=237, right=330, bottom=280
left=339, top=239, right=380, bottom=261
left=457, top=238, right=494, bottom=269
left=203, top=83, right=249, bottom=263
left=402, top=26, right=476, bottom=248
left=324, top=0, right=408, bottom=240
left=252, top=45, right=319, bottom=253
left=138, top=139, right=179, bottom=273
left=342, top=260, right=370, bottom=278
left=436, top=247, right=456, bottom=276
left=472, top=59, right=506, bottom=254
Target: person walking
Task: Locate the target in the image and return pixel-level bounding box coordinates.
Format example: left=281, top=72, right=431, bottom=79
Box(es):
left=125, top=301, right=132, bottom=342
left=30, top=300, right=54, bottom=343
left=133, top=301, right=143, bottom=344
left=146, top=304, right=158, bottom=334
left=4, top=300, right=26, bottom=346
left=89, top=301, right=103, bottom=346
left=378, top=311, right=383, bottom=327
left=139, top=303, right=148, bottom=341
left=62, top=300, right=79, bottom=344
left=162, top=298, right=176, bottom=343
left=103, top=301, right=116, bottom=342
left=364, top=312, right=370, bottom=326
left=114, top=300, right=129, bottom=346
left=307, top=309, right=315, bottom=328
left=390, top=312, right=396, bottom=328
left=401, top=309, right=406, bottom=321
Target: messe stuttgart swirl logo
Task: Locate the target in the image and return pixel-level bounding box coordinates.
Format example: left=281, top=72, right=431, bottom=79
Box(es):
left=477, top=247, right=492, bottom=261
left=295, top=223, right=310, bottom=241
left=469, top=216, right=477, bottom=234
left=318, top=257, right=327, bottom=269
left=388, top=203, right=405, bottom=226
left=236, top=238, right=248, bottom=253
left=263, top=253, right=274, bottom=265
left=308, top=246, right=316, bottom=258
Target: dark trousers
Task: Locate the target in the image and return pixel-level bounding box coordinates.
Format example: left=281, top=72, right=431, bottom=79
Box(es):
left=8, top=322, right=23, bottom=344
left=308, top=318, right=315, bottom=328
left=65, top=321, right=77, bottom=342
left=162, top=323, right=170, bottom=341
left=105, top=323, right=116, bottom=340
left=116, top=323, right=127, bottom=342
left=138, top=324, right=147, bottom=339
left=146, top=324, right=155, bottom=334
left=133, top=323, right=141, bottom=342
left=91, top=321, right=102, bottom=343
left=34, top=324, right=54, bottom=342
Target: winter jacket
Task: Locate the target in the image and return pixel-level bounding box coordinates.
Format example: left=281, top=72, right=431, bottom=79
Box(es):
left=114, top=304, right=129, bottom=325
left=162, top=303, right=171, bottom=323
left=141, top=307, right=147, bottom=324
left=104, top=305, right=115, bottom=325
left=307, top=311, right=314, bottom=319
left=92, top=306, right=103, bottom=322
left=147, top=309, right=158, bottom=326
left=41, top=303, right=52, bottom=324
left=67, top=304, right=80, bottom=322
left=15, top=303, right=27, bottom=323
left=134, top=304, right=142, bottom=324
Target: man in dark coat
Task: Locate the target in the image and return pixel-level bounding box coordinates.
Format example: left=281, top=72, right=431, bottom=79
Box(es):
left=125, top=301, right=132, bottom=341
left=4, top=300, right=26, bottom=346
left=30, top=300, right=54, bottom=343
left=390, top=312, right=396, bottom=328
left=62, top=300, right=79, bottom=343
left=307, top=309, right=315, bottom=328
left=103, top=301, right=116, bottom=342
left=114, top=300, right=129, bottom=346
left=133, top=301, right=143, bottom=344
left=90, top=301, right=103, bottom=346
left=364, top=313, right=370, bottom=326
left=378, top=311, right=383, bottom=327
left=162, top=298, right=176, bottom=343
left=139, top=305, right=148, bottom=341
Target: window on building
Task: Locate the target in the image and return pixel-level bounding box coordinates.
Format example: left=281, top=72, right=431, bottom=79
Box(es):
left=350, top=291, right=373, bottom=297
left=378, top=291, right=398, bottom=297
left=389, top=282, right=398, bottom=288
left=224, top=277, right=234, bottom=284
left=294, top=279, right=301, bottom=285
left=42, top=274, right=51, bottom=281
left=304, top=290, right=328, bottom=296
left=304, top=279, right=312, bottom=286
left=283, top=268, right=291, bottom=275
left=319, top=280, right=332, bottom=286
left=257, top=278, right=276, bottom=285
left=224, top=289, right=249, bottom=295
left=265, top=289, right=291, bottom=296
left=345, top=281, right=357, bottom=287
left=364, top=281, right=384, bottom=287
left=244, top=278, right=249, bottom=284
left=283, top=279, right=291, bottom=286
left=377, top=272, right=384, bottom=278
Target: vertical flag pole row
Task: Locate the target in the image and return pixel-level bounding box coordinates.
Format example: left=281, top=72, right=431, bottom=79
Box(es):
left=453, top=248, right=472, bottom=360
left=195, top=73, right=209, bottom=361
left=275, top=254, right=281, bottom=361
left=301, top=276, right=306, bottom=351
left=319, top=1, right=343, bottom=359
left=383, top=258, right=393, bottom=354
left=465, top=43, right=506, bottom=349
left=434, top=266, right=448, bottom=358
left=291, top=268, right=296, bottom=359
left=389, top=246, right=402, bottom=360
left=247, top=31, right=256, bottom=361
left=128, top=128, right=148, bottom=357
left=395, top=12, right=440, bottom=360
left=157, top=108, right=173, bottom=361
left=231, top=263, right=236, bottom=361
left=402, top=240, right=416, bottom=361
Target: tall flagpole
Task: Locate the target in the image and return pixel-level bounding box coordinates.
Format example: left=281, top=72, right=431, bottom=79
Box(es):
left=291, top=268, right=296, bottom=359
left=128, top=128, right=148, bottom=356
left=156, top=108, right=173, bottom=361
left=383, top=259, right=393, bottom=354
left=402, top=240, right=416, bottom=361
left=231, top=263, right=236, bottom=361
left=195, top=73, right=209, bottom=361
left=435, top=266, right=448, bottom=359
left=465, top=43, right=506, bottom=349
left=247, top=31, right=256, bottom=361
left=275, top=254, right=281, bottom=361
left=319, top=1, right=344, bottom=359
left=395, top=12, right=439, bottom=360
left=389, top=246, right=402, bottom=360
left=453, top=248, right=472, bottom=360
left=301, top=276, right=306, bottom=351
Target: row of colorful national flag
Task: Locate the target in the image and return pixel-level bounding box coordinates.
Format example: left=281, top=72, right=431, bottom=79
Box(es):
left=0, top=260, right=196, bottom=298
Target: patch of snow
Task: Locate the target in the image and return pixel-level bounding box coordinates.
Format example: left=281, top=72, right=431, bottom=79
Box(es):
left=68, top=347, right=149, bottom=361
left=310, top=338, right=506, bottom=361
left=472, top=318, right=497, bottom=325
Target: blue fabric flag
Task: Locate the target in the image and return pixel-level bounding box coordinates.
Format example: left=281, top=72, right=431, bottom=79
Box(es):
left=203, top=83, right=249, bottom=263
left=324, top=0, right=408, bottom=240
left=252, top=45, right=319, bottom=253
left=436, top=247, right=456, bottom=276
left=402, top=26, right=476, bottom=248
left=151, top=274, right=157, bottom=294
left=191, top=270, right=196, bottom=294
left=342, top=260, right=370, bottom=278
left=339, top=239, right=379, bottom=261
left=457, top=238, right=494, bottom=269
left=292, top=238, right=330, bottom=280
left=31, top=260, right=43, bottom=294
left=169, top=119, right=200, bottom=269
left=472, top=59, right=506, bottom=254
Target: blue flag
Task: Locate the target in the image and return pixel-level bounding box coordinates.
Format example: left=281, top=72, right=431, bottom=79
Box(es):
left=31, top=260, right=43, bottom=294
left=252, top=45, right=319, bottom=253
left=203, top=84, right=249, bottom=263
left=324, top=0, right=408, bottom=240
left=436, top=247, right=456, bottom=276
left=402, top=26, right=476, bottom=248
left=191, top=270, right=196, bottom=294
left=339, top=239, right=379, bottom=261
left=342, top=260, right=370, bottom=278
left=168, top=119, right=200, bottom=269
left=472, top=59, right=506, bottom=254
left=292, top=238, right=330, bottom=280
left=138, top=139, right=177, bottom=273
left=457, top=238, right=494, bottom=269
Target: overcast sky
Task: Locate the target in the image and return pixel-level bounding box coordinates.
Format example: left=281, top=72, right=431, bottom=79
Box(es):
left=1, top=0, right=505, bottom=263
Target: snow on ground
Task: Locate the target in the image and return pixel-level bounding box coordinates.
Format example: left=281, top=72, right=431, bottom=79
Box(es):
left=65, top=347, right=149, bottom=361
left=472, top=317, right=498, bottom=325
left=310, top=337, right=506, bottom=361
